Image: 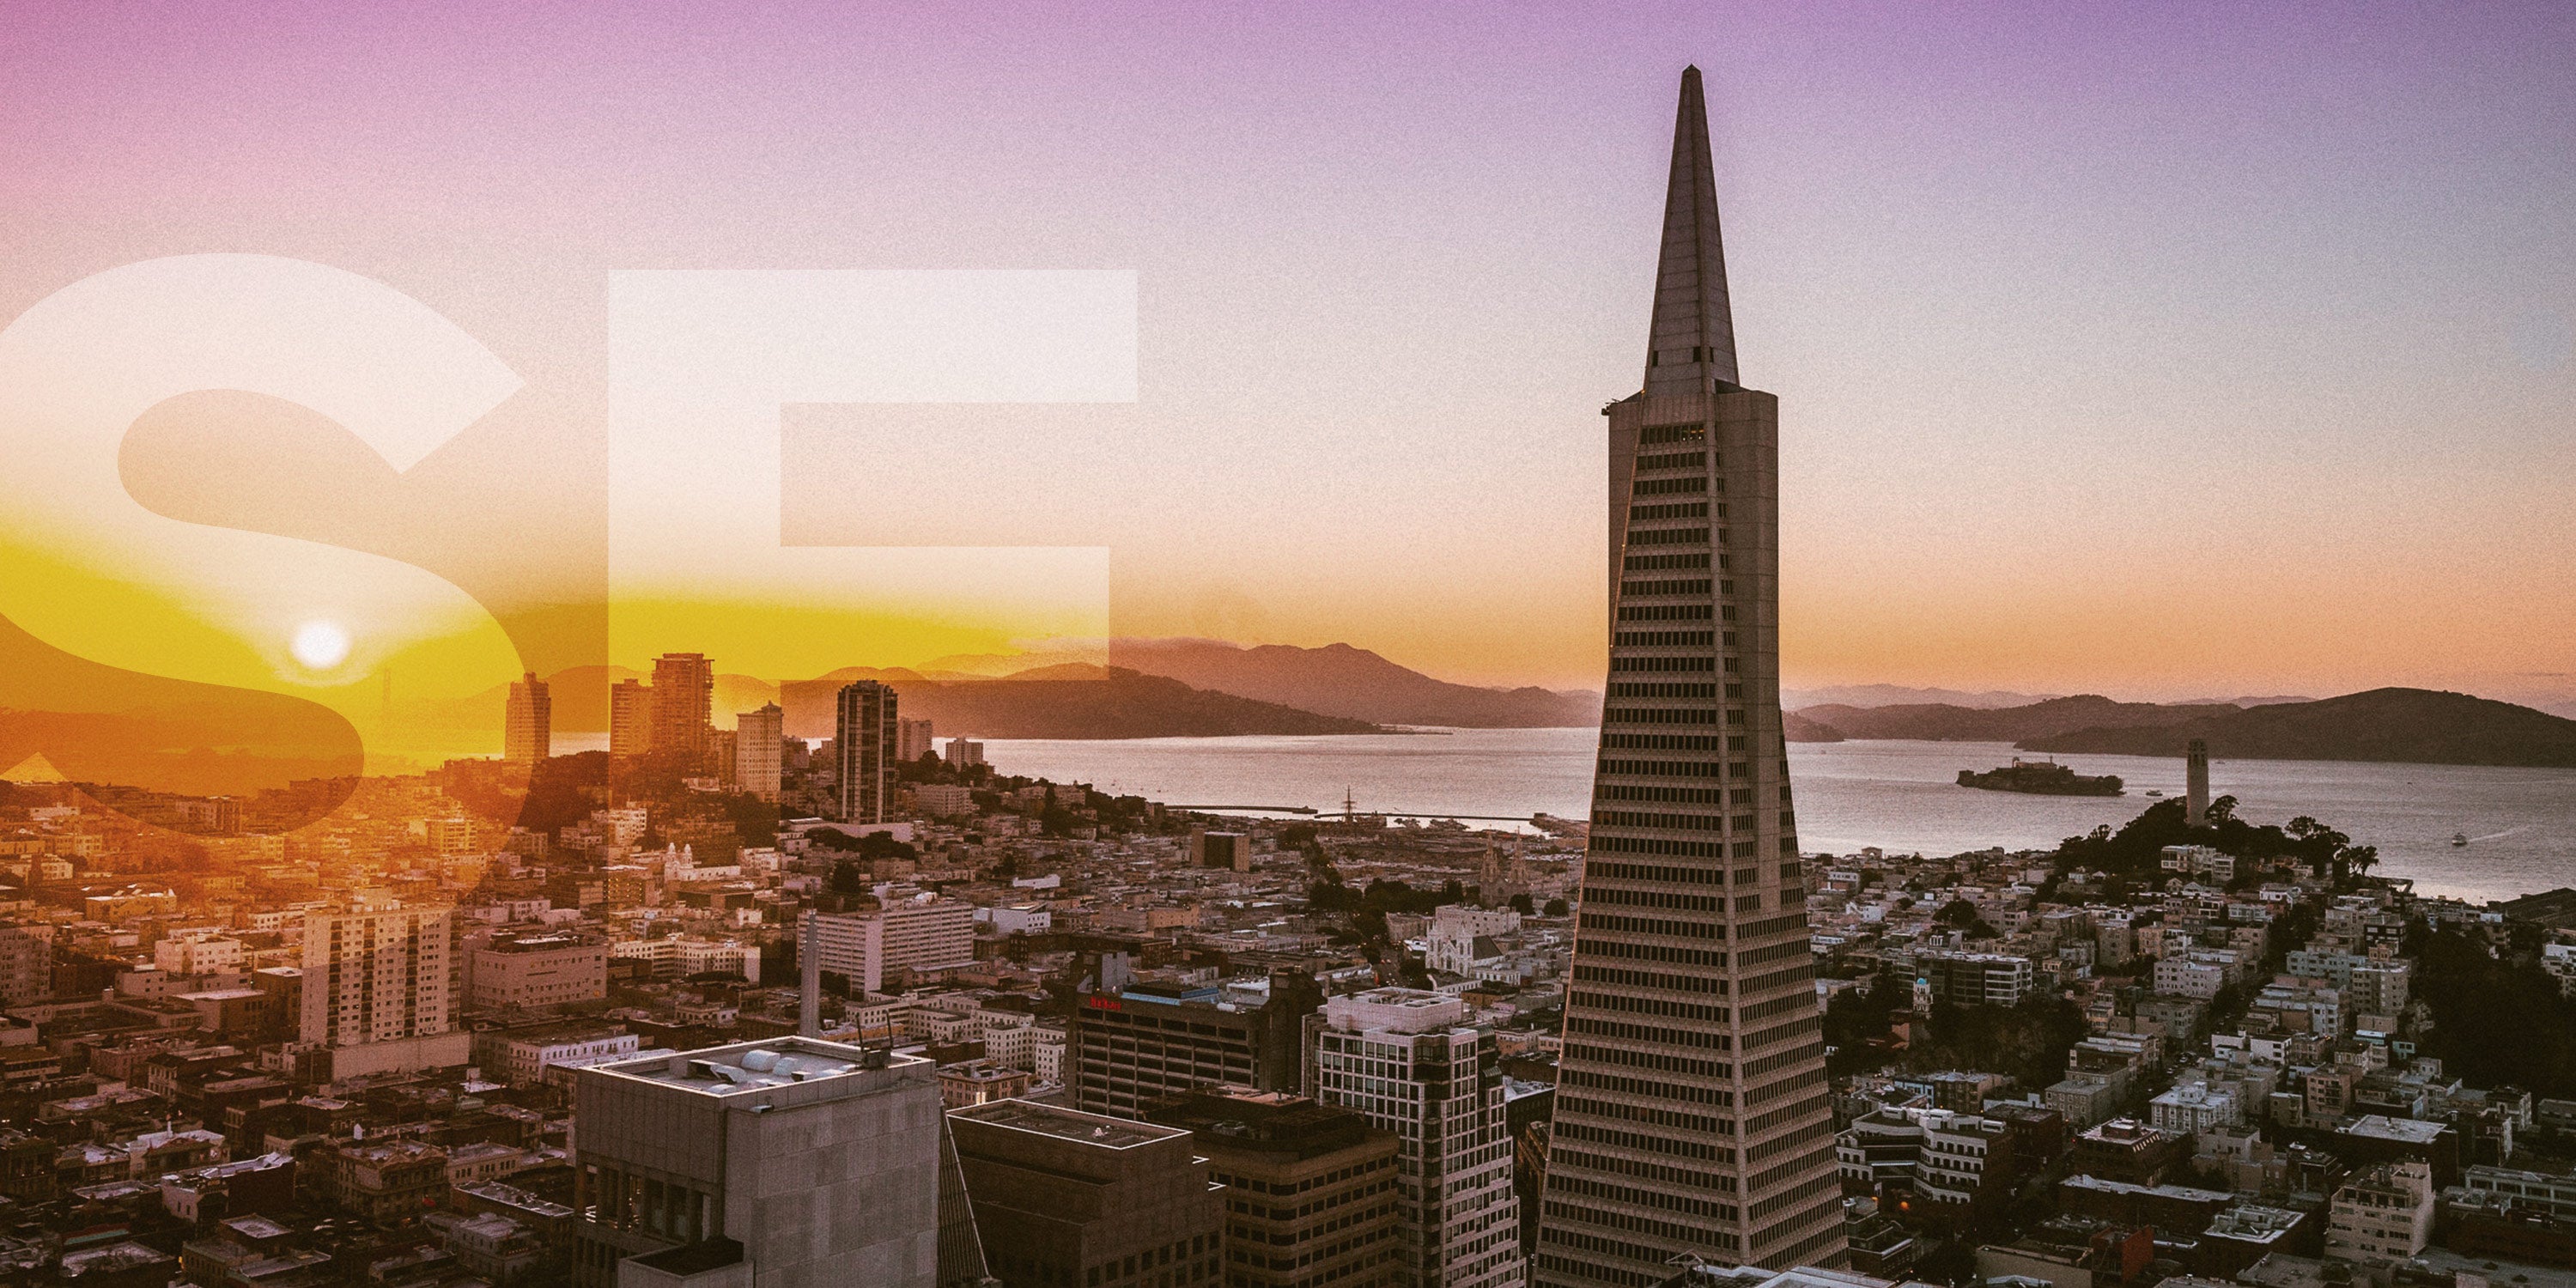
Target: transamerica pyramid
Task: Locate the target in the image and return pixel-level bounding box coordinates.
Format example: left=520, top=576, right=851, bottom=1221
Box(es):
left=1534, top=66, right=1847, bottom=1285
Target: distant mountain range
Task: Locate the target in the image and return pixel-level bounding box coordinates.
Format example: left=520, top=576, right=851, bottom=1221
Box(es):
left=1793, top=695, right=2218, bottom=744
left=1782, top=684, right=2060, bottom=711
left=422, top=640, right=1595, bottom=742
left=928, top=639, right=1601, bottom=728
left=775, top=665, right=1380, bottom=740
left=2020, top=688, right=2576, bottom=766
left=407, top=646, right=2573, bottom=764
left=1790, top=687, right=2576, bottom=768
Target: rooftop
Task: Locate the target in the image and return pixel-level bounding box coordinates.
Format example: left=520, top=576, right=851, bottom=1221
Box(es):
left=591, top=1036, right=927, bottom=1097
left=2343, top=1115, right=2446, bottom=1144
left=951, top=1097, right=1190, bottom=1150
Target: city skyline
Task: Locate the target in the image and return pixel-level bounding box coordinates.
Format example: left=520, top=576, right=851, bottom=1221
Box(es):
left=1, top=11, right=2571, bottom=1288
left=1, top=2, right=2567, bottom=724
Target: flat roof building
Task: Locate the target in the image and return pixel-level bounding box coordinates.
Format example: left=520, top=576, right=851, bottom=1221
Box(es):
left=948, top=1098, right=1224, bottom=1288
left=1149, top=1088, right=1403, bottom=1288
left=573, top=1037, right=987, bottom=1288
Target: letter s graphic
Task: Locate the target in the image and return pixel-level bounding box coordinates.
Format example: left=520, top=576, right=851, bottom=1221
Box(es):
left=0, top=254, right=526, bottom=823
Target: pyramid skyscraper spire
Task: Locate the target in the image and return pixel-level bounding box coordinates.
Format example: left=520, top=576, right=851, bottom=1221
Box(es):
left=1645, top=64, right=1739, bottom=397
left=1535, top=68, right=1844, bottom=1285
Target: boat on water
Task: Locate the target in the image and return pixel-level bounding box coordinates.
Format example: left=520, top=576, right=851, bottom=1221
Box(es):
left=2145, top=790, right=2164, bottom=798
left=1957, top=758, right=2124, bottom=797
left=2453, top=833, right=2470, bottom=847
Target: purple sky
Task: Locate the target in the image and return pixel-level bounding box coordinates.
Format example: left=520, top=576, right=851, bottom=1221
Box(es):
left=3, top=0, right=2571, bottom=701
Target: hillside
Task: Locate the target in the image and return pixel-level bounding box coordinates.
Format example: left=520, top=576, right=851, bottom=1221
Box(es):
left=1783, top=683, right=2058, bottom=710
left=1783, top=711, right=1845, bottom=743
left=1794, top=695, right=2227, bottom=743
left=776, top=666, right=1383, bottom=740
left=2020, top=688, right=2576, bottom=767
left=928, top=638, right=1601, bottom=728
left=0, top=703, right=361, bottom=798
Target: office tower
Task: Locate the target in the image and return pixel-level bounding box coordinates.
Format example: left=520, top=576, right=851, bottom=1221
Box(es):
left=1917, top=951, right=2036, bottom=1007
left=467, top=930, right=609, bottom=1012
left=2186, top=738, right=2210, bottom=827
left=301, top=904, right=471, bottom=1078
left=651, top=653, right=716, bottom=759
left=880, top=898, right=977, bottom=976
left=947, top=1099, right=1225, bottom=1288
left=1148, top=1089, right=1404, bottom=1288
left=835, top=680, right=899, bottom=823
left=0, top=924, right=50, bottom=1007
left=810, top=909, right=884, bottom=993
left=737, top=702, right=786, bottom=801
left=609, top=680, right=656, bottom=756
left=572, top=1039, right=988, bottom=1288
left=1310, top=989, right=1521, bottom=1288
left=1188, top=829, right=1251, bottom=871
left=1071, top=969, right=1321, bottom=1120
left=1536, top=67, right=1846, bottom=1282
left=811, top=900, right=975, bottom=993
left=504, top=672, right=550, bottom=764
left=896, top=716, right=938, bottom=763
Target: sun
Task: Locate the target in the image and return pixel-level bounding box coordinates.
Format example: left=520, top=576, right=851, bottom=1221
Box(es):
left=291, top=620, right=352, bottom=671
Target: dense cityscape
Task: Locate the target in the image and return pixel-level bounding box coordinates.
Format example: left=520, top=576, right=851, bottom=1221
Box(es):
left=2, top=40, right=2571, bottom=1288
left=13, top=640, right=2576, bottom=1288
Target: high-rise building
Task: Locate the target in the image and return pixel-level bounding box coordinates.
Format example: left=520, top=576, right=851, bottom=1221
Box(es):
left=1071, top=970, right=1321, bottom=1120
left=504, top=672, right=550, bottom=764
left=836, top=681, right=899, bottom=824
left=1918, top=951, right=2036, bottom=1007
left=1147, top=1089, right=1404, bottom=1288
left=609, top=680, right=655, bottom=756
left=947, top=1099, right=1224, bottom=1288
left=896, top=717, right=938, bottom=764
left=301, top=903, right=471, bottom=1078
left=0, top=924, right=51, bottom=1007
left=881, top=897, right=977, bottom=977
left=2186, top=738, right=2211, bottom=827
left=942, top=737, right=986, bottom=770
left=810, top=899, right=976, bottom=993
left=1535, top=67, right=1846, bottom=1282
left=467, top=931, right=609, bottom=1012
left=1310, top=989, right=1521, bottom=1288
left=1188, top=829, right=1251, bottom=872
left=737, top=702, right=786, bottom=802
left=571, top=1038, right=989, bottom=1288
left=651, top=653, right=716, bottom=760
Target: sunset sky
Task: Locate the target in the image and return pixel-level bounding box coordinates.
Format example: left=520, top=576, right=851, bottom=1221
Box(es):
left=3, top=0, right=2571, bottom=712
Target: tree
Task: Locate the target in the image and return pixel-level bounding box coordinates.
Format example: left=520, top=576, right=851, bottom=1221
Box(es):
left=1544, top=897, right=1570, bottom=917
left=1824, top=969, right=1905, bottom=1074
left=1507, top=893, right=1535, bottom=915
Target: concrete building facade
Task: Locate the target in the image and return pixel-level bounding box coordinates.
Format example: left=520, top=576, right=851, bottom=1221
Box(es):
left=573, top=1038, right=982, bottom=1288
left=948, top=1098, right=1223, bottom=1288
left=1312, top=989, right=1521, bottom=1288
